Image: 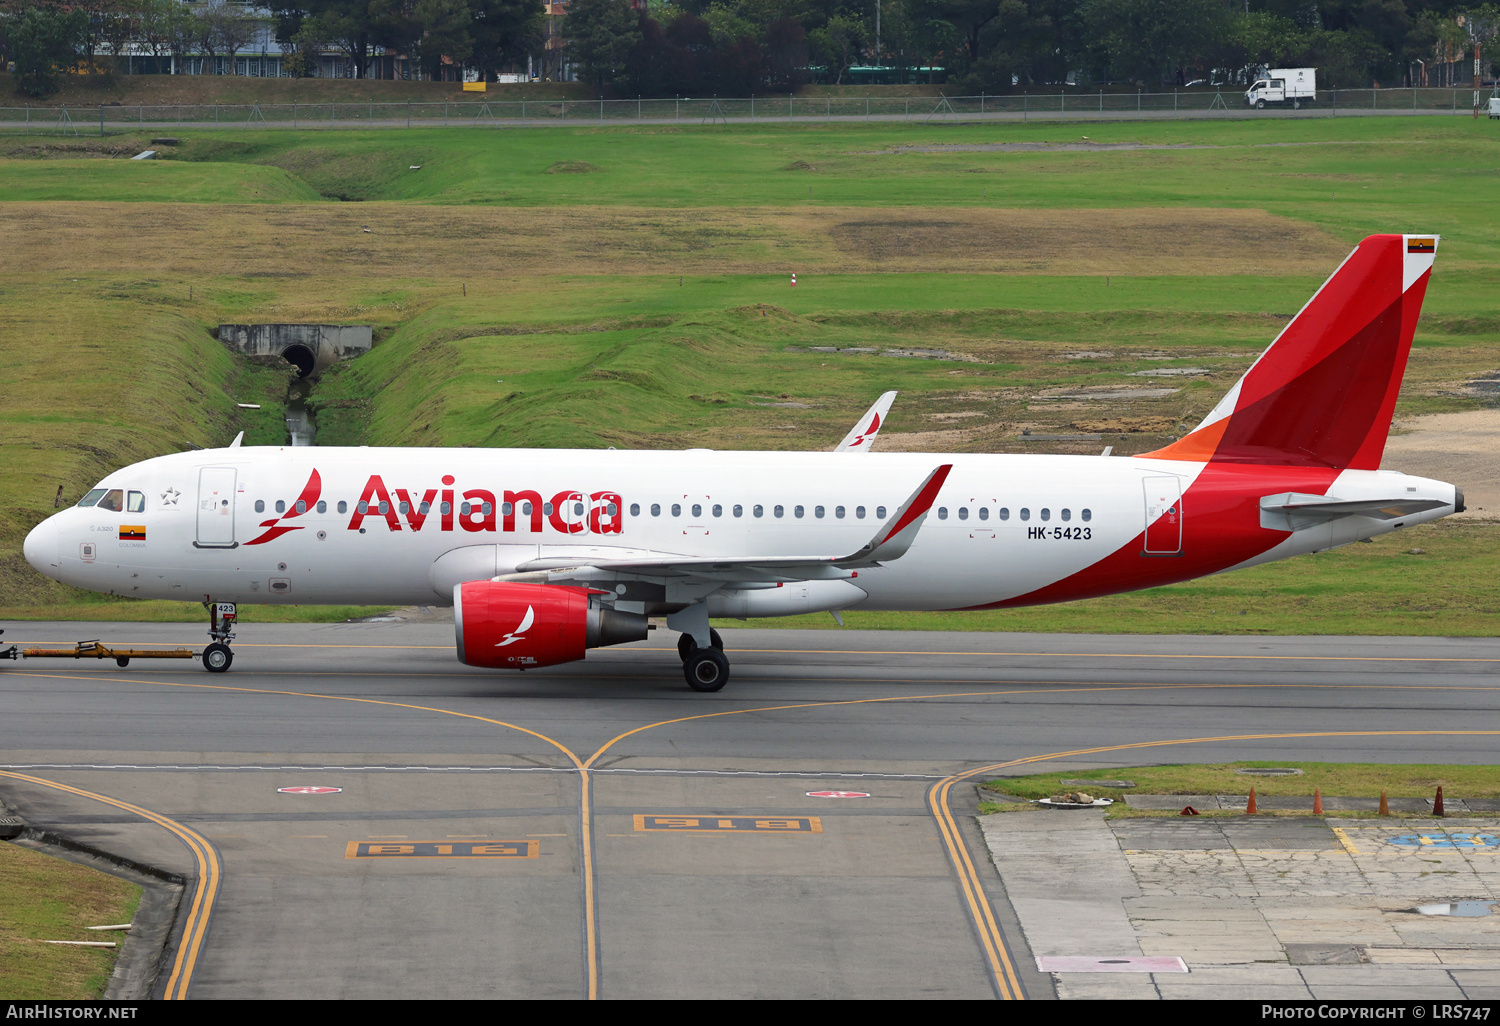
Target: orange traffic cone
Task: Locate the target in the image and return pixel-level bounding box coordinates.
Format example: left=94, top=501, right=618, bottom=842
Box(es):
left=1246, top=787, right=1257, bottom=815
left=1434, top=786, right=1445, bottom=818
left=1379, top=790, right=1389, bottom=816
left=1179, top=805, right=1200, bottom=816
left=1313, top=787, right=1323, bottom=815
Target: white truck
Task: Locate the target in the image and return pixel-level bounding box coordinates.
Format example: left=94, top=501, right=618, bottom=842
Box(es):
left=1245, top=68, right=1316, bottom=109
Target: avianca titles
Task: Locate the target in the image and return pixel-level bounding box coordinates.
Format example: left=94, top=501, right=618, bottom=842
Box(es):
left=21, top=234, right=1461, bottom=691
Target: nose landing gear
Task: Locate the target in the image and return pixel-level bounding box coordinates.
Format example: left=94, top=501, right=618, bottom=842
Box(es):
left=202, top=599, right=237, bottom=673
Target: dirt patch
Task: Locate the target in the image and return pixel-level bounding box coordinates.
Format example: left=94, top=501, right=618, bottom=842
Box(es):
left=825, top=208, right=1347, bottom=274
left=545, top=161, right=600, bottom=174
left=1071, top=416, right=1177, bottom=433
left=0, top=203, right=1348, bottom=280
left=783, top=160, right=819, bottom=171
left=1383, top=411, right=1500, bottom=521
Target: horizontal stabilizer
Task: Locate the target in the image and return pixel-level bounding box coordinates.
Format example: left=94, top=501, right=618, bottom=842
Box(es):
left=1260, top=492, right=1451, bottom=532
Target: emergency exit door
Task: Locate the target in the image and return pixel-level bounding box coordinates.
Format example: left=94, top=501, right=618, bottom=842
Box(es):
left=1142, top=476, right=1183, bottom=556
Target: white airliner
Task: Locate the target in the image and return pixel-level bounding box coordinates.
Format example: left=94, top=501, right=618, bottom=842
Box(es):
left=20, top=234, right=1461, bottom=691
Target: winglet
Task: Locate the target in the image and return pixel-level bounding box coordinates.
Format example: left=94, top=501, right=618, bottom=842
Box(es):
left=229, top=431, right=244, bottom=448
left=838, top=464, right=952, bottom=564
left=834, top=391, right=897, bottom=453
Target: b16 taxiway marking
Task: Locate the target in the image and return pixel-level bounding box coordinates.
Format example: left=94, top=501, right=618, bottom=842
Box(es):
left=345, top=840, right=539, bottom=858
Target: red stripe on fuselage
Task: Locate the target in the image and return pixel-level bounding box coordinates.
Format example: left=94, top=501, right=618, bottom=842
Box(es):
left=953, top=462, right=1340, bottom=610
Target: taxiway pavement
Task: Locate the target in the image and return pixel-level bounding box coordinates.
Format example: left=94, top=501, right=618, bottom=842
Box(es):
left=1, top=622, right=1497, bottom=999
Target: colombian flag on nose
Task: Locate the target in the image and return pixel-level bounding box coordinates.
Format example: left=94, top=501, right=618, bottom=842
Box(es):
left=119, top=525, right=146, bottom=541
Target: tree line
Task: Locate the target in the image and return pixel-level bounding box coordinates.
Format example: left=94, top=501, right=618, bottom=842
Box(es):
left=2, top=0, right=1496, bottom=99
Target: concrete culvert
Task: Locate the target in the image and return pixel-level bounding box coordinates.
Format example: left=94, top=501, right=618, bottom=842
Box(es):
left=282, top=344, right=316, bottom=378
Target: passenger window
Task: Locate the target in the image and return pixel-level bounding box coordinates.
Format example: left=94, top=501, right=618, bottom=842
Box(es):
left=543, top=503, right=554, bottom=516
left=77, top=488, right=107, bottom=508
left=606, top=503, right=618, bottom=516
left=876, top=506, right=887, bottom=519
left=416, top=501, right=427, bottom=514
left=255, top=499, right=265, bottom=513
left=651, top=503, right=661, bottom=516
left=937, top=507, right=948, bottom=520
left=573, top=502, right=584, bottom=516
left=814, top=506, right=824, bottom=519
left=461, top=503, right=471, bottom=515
left=855, top=506, right=865, bottom=519
left=297, top=500, right=308, bottom=514
left=98, top=489, right=124, bottom=512
left=1082, top=508, right=1092, bottom=522
left=357, top=501, right=369, bottom=514
left=999, top=508, right=1010, bottom=520
left=1020, top=508, right=1030, bottom=521
left=978, top=507, right=989, bottom=521
left=794, top=505, right=805, bottom=518
left=127, top=491, right=146, bottom=513
left=338, top=501, right=348, bottom=514
left=754, top=505, right=764, bottom=518
left=1061, top=508, right=1071, bottom=522
left=692, top=504, right=702, bottom=517
left=1040, top=508, right=1051, bottom=522
left=774, top=505, right=784, bottom=518
left=957, top=507, right=968, bottom=521
left=712, top=504, right=722, bottom=517
left=317, top=500, right=328, bottom=513
left=440, top=502, right=451, bottom=515
left=630, top=503, right=640, bottom=516
left=522, top=502, right=533, bottom=516
left=733, top=504, right=743, bottom=517
left=672, top=504, right=682, bottom=517
left=378, top=501, right=390, bottom=515
left=835, top=506, right=845, bottom=519
left=483, top=503, right=493, bottom=516
left=275, top=500, right=286, bottom=513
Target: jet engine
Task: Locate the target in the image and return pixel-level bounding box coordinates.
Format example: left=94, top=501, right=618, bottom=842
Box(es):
left=454, top=581, right=648, bottom=669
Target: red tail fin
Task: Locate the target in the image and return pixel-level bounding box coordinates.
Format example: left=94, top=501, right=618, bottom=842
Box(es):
left=1143, top=234, right=1436, bottom=470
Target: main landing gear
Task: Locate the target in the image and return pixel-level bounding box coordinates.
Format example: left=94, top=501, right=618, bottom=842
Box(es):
left=678, top=629, right=728, bottom=692
left=201, top=599, right=237, bottom=674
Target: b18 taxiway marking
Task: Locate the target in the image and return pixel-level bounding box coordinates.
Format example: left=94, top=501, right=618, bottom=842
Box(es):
left=345, top=840, right=539, bottom=858
left=633, top=814, right=822, bottom=834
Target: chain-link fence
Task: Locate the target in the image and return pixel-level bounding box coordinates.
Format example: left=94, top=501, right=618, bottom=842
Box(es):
left=0, top=87, right=1491, bottom=134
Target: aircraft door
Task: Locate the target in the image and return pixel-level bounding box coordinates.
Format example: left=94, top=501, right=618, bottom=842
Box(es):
left=1142, top=476, right=1182, bottom=556
left=197, top=467, right=238, bottom=548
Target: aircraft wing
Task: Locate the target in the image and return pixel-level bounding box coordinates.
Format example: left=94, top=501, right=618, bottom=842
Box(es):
left=507, top=464, right=952, bottom=586
left=834, top=391, right=897, bottom=453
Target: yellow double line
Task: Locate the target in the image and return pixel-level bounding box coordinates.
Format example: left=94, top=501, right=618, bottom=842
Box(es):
left=0, top=769, right=220, bottom=1000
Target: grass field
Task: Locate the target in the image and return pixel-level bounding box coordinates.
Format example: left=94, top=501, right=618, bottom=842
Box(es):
left=0, top=842, right=141, bottom=999
left=0, top=116, right=1496, bottom=625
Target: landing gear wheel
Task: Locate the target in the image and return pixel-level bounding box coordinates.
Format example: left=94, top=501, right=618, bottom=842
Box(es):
left=684, top=647, right=730, bottom=692
left=115, top=656, right=130, bottom=668
left=709, top=629, right=723, bottom=650
left=677, top=633, right=698, bottom=661
left=203, top=643, right=233, bottom=673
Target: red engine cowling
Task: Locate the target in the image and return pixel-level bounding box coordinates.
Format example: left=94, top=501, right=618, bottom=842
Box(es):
left=454, top=581, right=648, bottom=669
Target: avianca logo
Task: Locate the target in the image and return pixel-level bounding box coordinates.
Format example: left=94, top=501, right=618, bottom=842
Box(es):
left=494, top=606, right=534, bottom=647
left=245, top=469, right=321, bottom=546
left=347, top=475, right=623, bottom=537
left=849, top=412, right=880, bottom=449
left=246, top=470, right=625, bottom=545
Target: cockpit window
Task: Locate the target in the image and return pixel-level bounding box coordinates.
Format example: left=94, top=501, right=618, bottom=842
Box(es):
left=97, top=489, right=125, bottom=512
left=126, top=491, right=146, bottom=513
left=77, top=488, right=107, bottom=508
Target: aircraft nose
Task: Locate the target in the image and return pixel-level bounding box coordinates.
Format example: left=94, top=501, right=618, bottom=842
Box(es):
left=23, top=516, right=60, bottom=573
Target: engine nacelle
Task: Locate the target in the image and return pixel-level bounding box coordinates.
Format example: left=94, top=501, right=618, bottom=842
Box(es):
left=454, top=581, right=648, bottom=669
